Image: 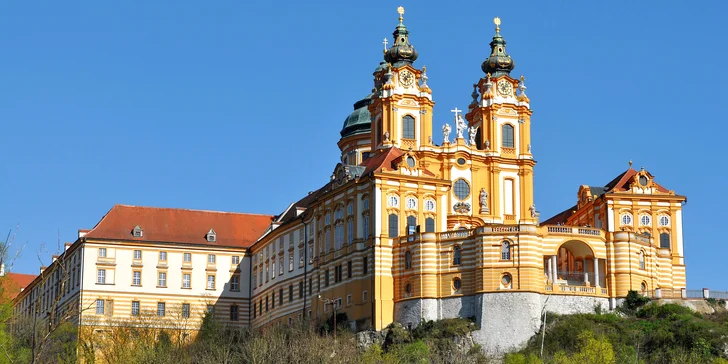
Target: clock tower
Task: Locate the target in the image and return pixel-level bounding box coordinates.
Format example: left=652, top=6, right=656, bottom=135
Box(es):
left=466, top=18, right=537, bottom=224
left=369, top=7, right=434, bottom=152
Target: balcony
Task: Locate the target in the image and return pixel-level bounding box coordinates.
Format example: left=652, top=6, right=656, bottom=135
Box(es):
left=546, top=284, right=608, bottom=296
left=543, top=225, right=605, bottom=239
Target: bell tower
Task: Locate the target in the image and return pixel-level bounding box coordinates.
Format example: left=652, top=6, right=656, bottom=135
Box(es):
left=466, top=18, right=537, bottom=224
left=369, top=7, right=434, bottom=152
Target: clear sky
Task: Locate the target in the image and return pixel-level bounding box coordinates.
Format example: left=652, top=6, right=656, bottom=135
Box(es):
left=1, top=1, right=726, bottom=290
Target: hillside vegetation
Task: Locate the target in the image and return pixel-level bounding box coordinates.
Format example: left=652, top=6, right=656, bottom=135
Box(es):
left=506, top=292, right=728, bottom=364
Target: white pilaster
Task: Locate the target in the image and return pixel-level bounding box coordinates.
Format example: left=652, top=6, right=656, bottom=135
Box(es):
left=594, top=257, right=600, bottom=288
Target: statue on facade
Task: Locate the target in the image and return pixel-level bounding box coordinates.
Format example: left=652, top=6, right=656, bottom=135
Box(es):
left=530, top=204, right=540, bottom=218
left=479, top=188, right=489, bottom=214
left=485, top=139, right=490, bottom=150
left=468, top=126, right=478, bottom=146
left=527, top=143, right=532, bottom=153
left=384, top=131, right=390, bottom=142
left=442, top=123, right=451, bottom=143
left=456, top=115, right=467, bottom=139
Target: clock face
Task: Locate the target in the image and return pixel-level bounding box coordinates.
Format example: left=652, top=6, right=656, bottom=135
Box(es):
left=497, top=80, right=513, bottom=95
left=400, top=70, right=415, bottom=87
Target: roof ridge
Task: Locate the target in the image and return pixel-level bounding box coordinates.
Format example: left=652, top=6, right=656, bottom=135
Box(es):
left=112, top=204, right=273, bottom=217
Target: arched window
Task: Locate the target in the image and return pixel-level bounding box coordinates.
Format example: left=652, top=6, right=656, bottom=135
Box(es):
left=453, top=277, right=462, bottom=293
left=501, top=241, right=511, bottom=260
left=402, top=115, right=415, bottom=139
left=388, top=214, right=399, bottom=237
left=404, top=251, right=412, bottom=270
left=639, top=251, right=645, bottom=270
left=406, top=215, right=417, bottom=235
left=425, top=217, right=435, bottom=233
left=502, top=124, right=514, bottom=148
left=453, top=245, right=461, bottom=265
left=659, top=232, right=670, bottom=249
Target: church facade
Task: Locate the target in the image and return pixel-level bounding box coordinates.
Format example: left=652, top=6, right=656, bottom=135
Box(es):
left=13, top=8, right=687, bottom=355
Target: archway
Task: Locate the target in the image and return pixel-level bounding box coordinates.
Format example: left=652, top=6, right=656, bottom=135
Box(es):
left=545, top=240, right=601, bottom=286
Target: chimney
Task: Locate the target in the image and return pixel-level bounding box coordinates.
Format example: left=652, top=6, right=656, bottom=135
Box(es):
left=52, top=255, right=59, bottom=263
left=40, top=266, right=47, bottom=274
left=78, top=229, right=89, bottom=238
left=65, top=242, right=72, bottom=251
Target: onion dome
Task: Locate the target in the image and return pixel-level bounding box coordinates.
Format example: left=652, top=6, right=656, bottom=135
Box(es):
left=481, top=17, right=515, bottom=77
left=384, top=7, right=418, bottom=67
left=340, top=94, right=374, bottom=139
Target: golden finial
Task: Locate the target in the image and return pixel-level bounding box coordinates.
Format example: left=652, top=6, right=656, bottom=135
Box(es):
left=397, top=6, right=405, bottom=24
left=494, top=17, right=501, bottom=32
left=486, top=72, right=492, bottom=79
left=629, top=160, right=633, bottom=167
left=520, top=75, right=525, bottom=82
left=422, top=65, right=427, bottom=73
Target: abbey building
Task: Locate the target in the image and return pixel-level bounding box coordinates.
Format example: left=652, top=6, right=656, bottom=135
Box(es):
left=13, top=8, right=687, bottom=354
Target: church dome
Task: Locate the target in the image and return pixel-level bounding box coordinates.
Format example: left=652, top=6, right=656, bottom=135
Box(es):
left=340, top=94, right=374, bottom=139
left=481, top=17, right=515, bottom=77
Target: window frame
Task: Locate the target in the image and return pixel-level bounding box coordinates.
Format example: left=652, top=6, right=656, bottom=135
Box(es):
left=501, top=241, right=511, bottom=260
left=402, top=115, right=415, bottom=139
left=501, top=124, right=515, bottom=148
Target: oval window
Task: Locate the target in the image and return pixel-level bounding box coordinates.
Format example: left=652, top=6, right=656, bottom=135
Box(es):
left=453, top=179, right=470, bottom=200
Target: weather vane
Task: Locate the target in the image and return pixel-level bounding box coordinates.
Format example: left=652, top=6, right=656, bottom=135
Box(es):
left=398, top=6, right=405, bottom=24
left=494, top=17, right=501, bottom=32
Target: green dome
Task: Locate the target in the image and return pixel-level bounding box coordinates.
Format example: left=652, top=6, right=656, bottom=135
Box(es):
left=481, top=25, right=515, bottom=77
left=340, top=94, right=374, bottom=139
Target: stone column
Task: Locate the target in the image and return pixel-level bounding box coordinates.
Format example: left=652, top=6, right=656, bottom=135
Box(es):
left=593, top=257, right=600, bottom=288
left=547, top=257, right=553, bottom=283
left=551, top=256, right=558, bottom=282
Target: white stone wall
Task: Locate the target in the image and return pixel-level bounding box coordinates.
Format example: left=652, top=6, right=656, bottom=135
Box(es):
left=394, top=292, right=610, bottom=357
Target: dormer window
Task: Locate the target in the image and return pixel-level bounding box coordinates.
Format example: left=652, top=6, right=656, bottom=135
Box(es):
left=132, top=225, right=143, bottom=238
left=206, top=229, right=217, bottom=242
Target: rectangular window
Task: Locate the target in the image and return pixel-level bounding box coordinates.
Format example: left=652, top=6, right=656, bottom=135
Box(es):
left=363, top=215, right=370, bottom=239
left=272, top=260, right=276, bottom=279
left=97, top=269, right=106, bottom=284
left=131, top=301, right=140, bottom=316
left=132, top=271, right=141, bottom=286
left=232, top=256, right=240, bottom=265
left=133, top=250, right=142, bottom=260
left=362, top=290, right=368, bottom=303
left=425, top=218, right=435, bottom=233
left=159, top=251, right=167, bottom=261
left=182, top=303, right=190, bottom=318
left=271, top=292, right=275, bottom=309
left=265, top=296, right=269, bottom=312
left=388, top=214, right=399, bottom=237
left=348, top=261, right=353, bottom=279
left=253, top=303, right=256, bottom=319
left=279, top=256, right=284, bottom=275
left=299, top=246, right=304, bottom=268
left=289, top=253, right=294, bottom=271
left=504, top=179, right=514, bottom=215
left=308, top=278, right=312, bottom=295
left=502, top=124, right=515, bottom=148
left=308, top=246, right=314, bottom=264
left=158, top=272, right=167, bottom=287
left=289, top=284, right=293, bottom=302
left=157, top=302, right=165, bottom=317
left=207, top=275, right=216, bottom=290
left=299, top=281, right=304, bottom=299
left=363, top=257, right=368, bottom=275
left=183, top=273, right=191, bottom=288
left=98, top=248, right=107, bottom=258
left=183, top=253, right=191, bottom=262
left=347, top=294, right=352, bottom=306
left=279, top=289, right=283, bottom=306
left=253, top=272, right=257, bottom=289
left=325, top=269, right=330, bottom=287
left=347, top=220, right=354, bottom=245
left=96, top=299, right=104, bottom=314
left=402, top=115, right=415, bottom=139
left=231, top=275, right=240, bottom=291
left=230, top=305, right=239, bottom=321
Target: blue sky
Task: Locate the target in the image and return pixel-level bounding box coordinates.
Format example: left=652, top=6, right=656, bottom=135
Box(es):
left=1, top=1, right=726, bottom=290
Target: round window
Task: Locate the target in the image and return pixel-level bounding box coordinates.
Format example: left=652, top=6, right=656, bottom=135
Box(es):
left=405, top=283, right=412, bottom=295
left=406, top=156, right=416, bottom=168
left=501, top=274, right=512, bottom=286
left=621, top=214, right=632, bottom=225
left=640, top=215, right=651, bottom=226
left=406, top=198, right=417, bottom=209
left=388, top=196, right=399, bottom=207
left=425, top=200, right=435, bottom=211
left=453, top=179, right=470, bottom=200
left=453, top=277, right=462, bottom=291
left=659, top=216, right=669, bottom=226
left=457, top=158, right=466, bottom=165
left=639, top=176, right=648, bottom=186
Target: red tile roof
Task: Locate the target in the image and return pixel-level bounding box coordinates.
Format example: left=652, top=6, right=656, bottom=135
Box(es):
left=84, top=205, right=274, bottom=248
left=1, top=272, right=37, bottom=302
left=604, top=167, right=670, bottom=193
left=361, top=147, right=404, bottom=175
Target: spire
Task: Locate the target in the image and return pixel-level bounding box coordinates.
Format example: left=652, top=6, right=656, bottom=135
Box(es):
left=481, top=17, right=515, bottom=77
left=384, top=6, right=418, bottom=67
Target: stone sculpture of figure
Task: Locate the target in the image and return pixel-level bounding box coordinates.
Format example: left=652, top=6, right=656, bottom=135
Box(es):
left=527, top=143, right=532, bottom=153
left=428, top=135, right=433, bottom=145
left=468, top=126, right=478, bottom=146
left=456, top=115, right=467, bottom=139
left=442, top=124, right=451, bottom=143
left=485, top=139, right=490, bottom=150
left=530, top=204, right=540, bottom=218
left=384, top=131, right=390, bottom=142
left=479, top=188, right=489, bottom=214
